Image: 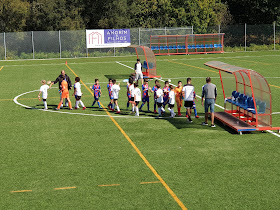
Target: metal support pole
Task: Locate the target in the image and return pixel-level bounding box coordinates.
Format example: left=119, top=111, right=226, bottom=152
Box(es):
left=165, top=27, right=167, bottom=35
left=31, top=31, right=35, bottom=59
left=59, top=30, right=62, bottom=59
left=4, top=32, right=6, bottom=60
left=192, top=26, right=194, bottom=34
left=218, top=25, right=221, bottom=33
left=245, top=23, right=247, bottom=52
left=273, top=21, right=276, bottom=51
left=138, top=28, right=141, bottom=46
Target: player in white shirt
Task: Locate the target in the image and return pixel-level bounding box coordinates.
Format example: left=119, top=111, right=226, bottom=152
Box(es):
left=155, top=83, right=164, bottom=117
left=38, top=80, right=50, bottom=110
left=182, top=77, right=195, bottom=122
left=168, top=86, right=176, bottom=118
left=111, top=79, right=121, bottom=113
left=73, top=77, right=86, bottom=110
left=133, top=83, right=141, bottom=116
left=134, top=58, right=143, bottom=85
left=127, top=78, right=135, bottom=113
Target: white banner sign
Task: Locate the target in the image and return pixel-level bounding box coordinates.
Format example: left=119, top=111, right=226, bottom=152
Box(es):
left=86, top=29, right=131, bottom=48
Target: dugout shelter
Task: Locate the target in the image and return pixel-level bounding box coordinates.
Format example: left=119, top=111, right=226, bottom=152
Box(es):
left=130, top=45, right=160, bottom=78
left=150, top=33, right=224, bottom=55
left=204, top=61, right=280, bottom=135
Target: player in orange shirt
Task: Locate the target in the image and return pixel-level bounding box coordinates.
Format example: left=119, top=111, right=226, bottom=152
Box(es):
left=175, top=81, right=183, bottom=116
left=56, top=77, right=73, bottom=110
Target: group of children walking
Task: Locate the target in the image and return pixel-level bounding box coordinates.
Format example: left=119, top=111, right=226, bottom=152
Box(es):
left=38, top=75, right=200, bottom=120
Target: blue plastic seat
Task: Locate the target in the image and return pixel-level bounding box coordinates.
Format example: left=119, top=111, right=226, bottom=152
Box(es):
left=209, top=44, right=214, bottom=48
left=182, top=45, right=186, bottom=49
left=163, top=46, right=168, bottom=50
left=196, top=45, right=201, bottom=49
left=159, top=46, right=164, bottom=50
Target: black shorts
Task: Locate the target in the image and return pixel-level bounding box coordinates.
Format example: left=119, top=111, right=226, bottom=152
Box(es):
left=135, top=101, right=140, bottom=106
left=157, top=102, right=163, bottom=107
left=76, top=96, right=81, bottom=100
left=113, top=99, right=118, bottom=102
left=130, top=97, right=135, bottom=101
left=184, top=101, right=193, bottom=108
left=168, top=104, right=174, bottom=108
left=43, top=99, right=47, bottom=102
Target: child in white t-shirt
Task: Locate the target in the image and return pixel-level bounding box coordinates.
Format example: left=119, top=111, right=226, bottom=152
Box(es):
left=73, top=77, right=86, bottom=110
left=133, top=83, right=141, bottom=116
left=156, top=83, right=164, bottom=117
left=38, top=80, right=50, bottom=110
left=111, top=79, right=121, bottom=113
left=168, top=85, right=176, bottom=118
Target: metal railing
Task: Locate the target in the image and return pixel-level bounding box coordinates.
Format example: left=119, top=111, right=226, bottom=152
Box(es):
left=0, top=24, right=279, bottom=60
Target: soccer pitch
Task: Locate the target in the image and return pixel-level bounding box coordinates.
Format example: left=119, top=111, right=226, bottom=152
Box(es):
left=1, top=51, right=280, bottom=209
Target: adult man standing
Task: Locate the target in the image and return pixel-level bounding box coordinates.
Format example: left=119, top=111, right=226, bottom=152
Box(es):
left=51, top=70, right=72, bottom=108
left=134, top=58, right=143, bottom=85
left=201, top=77, right=217, bottom=127
left=182, top=78, right=195, bottom=123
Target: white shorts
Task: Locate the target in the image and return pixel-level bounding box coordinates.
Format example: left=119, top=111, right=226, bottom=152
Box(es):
left=135, top=72, right=143, bottom=80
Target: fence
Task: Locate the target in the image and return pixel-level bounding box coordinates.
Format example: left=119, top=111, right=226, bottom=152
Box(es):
left=0, top=24, right=279, bottom=60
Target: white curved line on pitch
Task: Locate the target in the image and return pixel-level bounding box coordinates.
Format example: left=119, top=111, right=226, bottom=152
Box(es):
left=13, top=89, right=170, bottom=119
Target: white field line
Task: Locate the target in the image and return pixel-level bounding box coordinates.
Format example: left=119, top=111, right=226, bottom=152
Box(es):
left=4, top=52, right=280, bottom=67
left=13, top=89, right=171, bottom=119
left=266, top=130, right=280, bottom=137
left=115, top=61, right=134, bottom=70
left=116, top=61, right=280, bottom=137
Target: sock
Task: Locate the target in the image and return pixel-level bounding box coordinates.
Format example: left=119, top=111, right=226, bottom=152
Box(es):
left=127, top=101, right=130, bottom=108
left=116, top=106, right=120, bottom=112
left=79, top=100, right=85, bottom=107
left=154, top=103, right=156, bottom=112
left=178, top=107, right=181, bottom=115
left=136, top=107, right=139, bottom=116
left=92, top=100, right=96, bottom=106
left=194, top=108, right=198, bottom=116
left=171, top=109, right=174, bottom=117
left=97, top=101, right=101, bottom=107
left=112, top=104, right=115, bottom=110
left=57, top=101, right=63, bottom=109
left=161, top=107, right=165, bottom=112
left=140, top=103, right=144, bottom=110
left=43, top=101, right=47, bottom=109
left=147, top=103, right=150, bottom=111
left=68, top=101, right=72, bottom=109
left=186, top=111, right=188, bottom=116
left=132, top=106, right=135, bottom=112
left=158, top=107, right=161, bottom=116
left=75, top=101, right=79, bottom=108
left=168, top=107, right=171, bottom=111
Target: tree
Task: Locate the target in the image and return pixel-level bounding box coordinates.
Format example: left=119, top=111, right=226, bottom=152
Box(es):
left=222, top=0, right=280, bottom=24
left=0, top=0, right=29, bottom=32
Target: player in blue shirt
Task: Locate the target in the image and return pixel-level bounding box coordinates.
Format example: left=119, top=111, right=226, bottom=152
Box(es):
left=139, top=79, right=150, bottom=112
left=149, top=79, right=159, bottom=113
left=107, top=79, right=113, bottom=110
left=90, top=78, right=102, bottom=108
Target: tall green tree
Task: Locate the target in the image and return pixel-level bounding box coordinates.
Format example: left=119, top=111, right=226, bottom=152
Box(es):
left=25, top=0, right=84, bottom=31
left=0, top=0, right=29, bottom=32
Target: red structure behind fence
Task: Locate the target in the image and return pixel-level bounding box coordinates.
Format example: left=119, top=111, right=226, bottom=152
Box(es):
left=150, top=33, right=224, bottom=55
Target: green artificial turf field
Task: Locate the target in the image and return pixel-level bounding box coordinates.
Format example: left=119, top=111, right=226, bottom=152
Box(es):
left=0, top=51, right=280, bottom=209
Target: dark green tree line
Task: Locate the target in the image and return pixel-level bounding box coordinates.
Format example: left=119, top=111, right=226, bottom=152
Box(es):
left=0, top=0, right=279, bottom=33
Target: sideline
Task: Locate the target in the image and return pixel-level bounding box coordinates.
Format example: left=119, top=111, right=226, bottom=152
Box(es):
left=65, top=64, right=188, bottom=210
